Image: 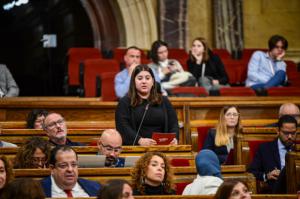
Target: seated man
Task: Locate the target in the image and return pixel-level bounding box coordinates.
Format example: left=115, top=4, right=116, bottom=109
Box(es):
left=114, top=46, right=161, bottom=98
left=41, top=145, right=101, bottom=197
left=0, top=64, right=19, bottom=97
left=97, top=129, right=124, bottom=167
left=269, top=103, right=300, bottom=127
left=245, top=35, right=288, bottom=91
left=248, top=115, right=297, bottom=192
left=43, top=112, right=83, bottom=146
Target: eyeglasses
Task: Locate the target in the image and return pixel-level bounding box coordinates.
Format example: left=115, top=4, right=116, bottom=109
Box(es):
left=101, top=143, right=122, bottom=153
left=280, top=130, right=297, bottom=136
left=55, top=161, right=78, bottom=169
left=225, top=113, right=239, bottom=117
left=45, top=119, right=65, bottom=129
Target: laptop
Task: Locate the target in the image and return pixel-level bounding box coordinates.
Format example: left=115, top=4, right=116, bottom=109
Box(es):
left=124, top=156, right=140, bottom=167
left=78, top=155, right=106, bottom=168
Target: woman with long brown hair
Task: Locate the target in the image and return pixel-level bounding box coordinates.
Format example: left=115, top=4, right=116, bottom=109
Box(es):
left=0, top=156, right=14, bottom=196
left=131, top=152, right=174, bottom=195
left=203, top=105, right=242, bottom=164
left=187, top=37, right=229, bottom=93
left=115, top=64, right=179, bottom=146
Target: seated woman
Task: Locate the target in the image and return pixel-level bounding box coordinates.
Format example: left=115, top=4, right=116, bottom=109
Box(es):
left=182, top=149, right=223, bottom=195
left=115, top=64, right=179, bottom=146
left=26, top=109, right=48, bottom=129
left=97, top=179, right=134, bottom=199
left=131, top=152, right=174, bottom=195
left=214, top=180, right=251, bottom=199
left=187, top=37, right=229, bottom=93
left=148, top=40, right=195, bottom=92
left=1, top=178, right=45, bottom=199
left=203, top=106, right=241, bottom=164
left=0, top=156, right=14, bottom=196
left=14, top=137, right=51, bottom=168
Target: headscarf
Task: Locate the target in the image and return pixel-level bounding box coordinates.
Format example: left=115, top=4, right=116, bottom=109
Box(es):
left=195, top=149, right=222, bottom=179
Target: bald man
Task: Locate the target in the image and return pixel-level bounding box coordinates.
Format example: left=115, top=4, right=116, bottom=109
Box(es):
left=97, top=129, right=124, bottom=167
left=279, top=103, right=300, bottom=125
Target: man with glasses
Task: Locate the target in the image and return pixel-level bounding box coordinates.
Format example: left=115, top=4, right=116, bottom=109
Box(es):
left=245, top=35, right=288, bottom=94
left=248, top=115, right=297, bottom=193
left=41, top=145, right=101, bottom=197
left=43, top=112, right=83, bottom=146
left=97, top=129, right=124, bottom=167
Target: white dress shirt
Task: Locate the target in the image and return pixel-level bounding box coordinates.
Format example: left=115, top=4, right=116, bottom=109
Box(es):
left=51, top=176, right=90, bottom=198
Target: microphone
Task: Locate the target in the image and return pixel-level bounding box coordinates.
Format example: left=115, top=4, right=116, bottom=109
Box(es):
left=132, top=103, right=150, bottom=145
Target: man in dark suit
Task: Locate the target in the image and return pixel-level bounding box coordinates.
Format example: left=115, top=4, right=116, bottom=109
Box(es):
left=248, top=115, right=297, bottom=193
left=41, top=145, right=100, bottom=197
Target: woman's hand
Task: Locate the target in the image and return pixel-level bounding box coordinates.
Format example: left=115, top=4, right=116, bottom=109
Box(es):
left=170, top=138, right=178, bottom=145
left=138, top=138, right=157, bottom=146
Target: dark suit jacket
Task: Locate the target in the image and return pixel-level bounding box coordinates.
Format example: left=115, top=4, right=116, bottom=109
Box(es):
left=203, top=129, right=228, bottom=164
left=247, top=139, right=281, bottom=190
left=40, top=176, right=101, bottom=197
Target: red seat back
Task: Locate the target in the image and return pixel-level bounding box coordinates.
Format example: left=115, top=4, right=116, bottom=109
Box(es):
left=100, top=72, right=118, bottom=101
left=248, top=140, right=269, bottom=162
left=219, top=87, right=256, bottom=96
left=176, top=182, right=190, bottom=195
left=197, top=126, right=213, bottom=150
left=168, top=48, right=189, bottom=60
left=83, top=59, right=119, bottom=97
left=267, top=87, right=300, bottom=96
left=212, top=49, right=231, bottom=60
left=170, top=158, right=190, bottom=167
left=68, top=48, right=102, bottom=86
left=171, top=87, right=208, bottom=97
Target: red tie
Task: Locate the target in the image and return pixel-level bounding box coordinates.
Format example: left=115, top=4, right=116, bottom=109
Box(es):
left=64, top=190, right=73, bottom=198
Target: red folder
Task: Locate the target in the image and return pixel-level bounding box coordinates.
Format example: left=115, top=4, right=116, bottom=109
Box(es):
left=152, top=132, right=176, bottom=145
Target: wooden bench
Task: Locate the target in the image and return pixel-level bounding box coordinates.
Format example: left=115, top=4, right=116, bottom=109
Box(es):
left=0, top=145, right=195, bottom=161
left=45, top=195, right=298, bottom=199
left=14, top=165, right=256, bottom=193
left=286, top=146, right=300, bottom=193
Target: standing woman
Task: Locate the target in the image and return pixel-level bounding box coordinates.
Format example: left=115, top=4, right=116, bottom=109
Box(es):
left=115, top=64, right=179, bottom=146
left=187, top=37, right=229, bottom=92
left=131, top=152, right=175, bottom=195
left=0, top=156, right=14, bottom=196
left=203, top=106, right=242, bottom=164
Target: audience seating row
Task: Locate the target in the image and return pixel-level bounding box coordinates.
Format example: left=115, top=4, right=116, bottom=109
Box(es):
left=65, top=47, right=300, bottom=99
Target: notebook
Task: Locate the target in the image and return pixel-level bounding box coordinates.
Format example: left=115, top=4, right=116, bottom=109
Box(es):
left=152, top=132, right=176, bottom=145
left=78, top=155, right=106, bottom=168
left=124, top=156, right=140, bottom=167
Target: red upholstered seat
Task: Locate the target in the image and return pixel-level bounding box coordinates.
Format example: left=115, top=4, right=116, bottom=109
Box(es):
left=267, top=87, right=300, bottom=96
left=83, top=59, right=119, bottom=97
left=176, top=182, right=190, bottom=195
left=168, top=48, right=189, bottom=60
left=242, top=48, right=267, bottom=62
left=248, top=140, right=270, bottom=163
left=212, top=49, right=231, bottom=60
left=170, top=158, right=190, bottom=167
left=171, top=87, right=208, bottom=97
left=67, top=48, right=102, bottom=86
left=100, top=72, right=117, bottom=101
left=223, top=59, right=248, bottom=85
left=197, top=126, right=213, bottom=151
left=219, top=87, right=256, bottom=96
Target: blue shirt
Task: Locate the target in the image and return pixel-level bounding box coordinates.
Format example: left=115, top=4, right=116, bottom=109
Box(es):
left=277, top=139, right=287, bottom=169
left=245, top=51, right=286, bottom=87
left=114, top=68, right=161, bottom=98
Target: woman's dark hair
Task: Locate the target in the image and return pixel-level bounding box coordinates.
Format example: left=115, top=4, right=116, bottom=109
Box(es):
left=268, top=35, right=288, bottom=51
left=189, top=37, right=210, bottom=63
left=1, top=178, right=45, bottom=199
left=26, top=109, right=48, bottom=128
left=0, top=156, right=14, bottom=190
left=150, top=40, right=168, bottom=64
left=214, top=180, right=249, bottom=199
left=97, top=179, right=131, bottom=199
left=128, top=64, right=162, bottom=107
left=14, top=137, right=51, bottom=168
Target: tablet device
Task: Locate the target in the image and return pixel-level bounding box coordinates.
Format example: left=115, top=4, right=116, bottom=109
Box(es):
left=152, top=132, right=176, bottom=145
left=124, top=156, right=140, bottom=167
left=78, top=155, right=106, bottom=168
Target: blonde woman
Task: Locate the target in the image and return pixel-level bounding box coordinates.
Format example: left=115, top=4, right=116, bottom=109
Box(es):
left=203, top=106, right=242, bottom=164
